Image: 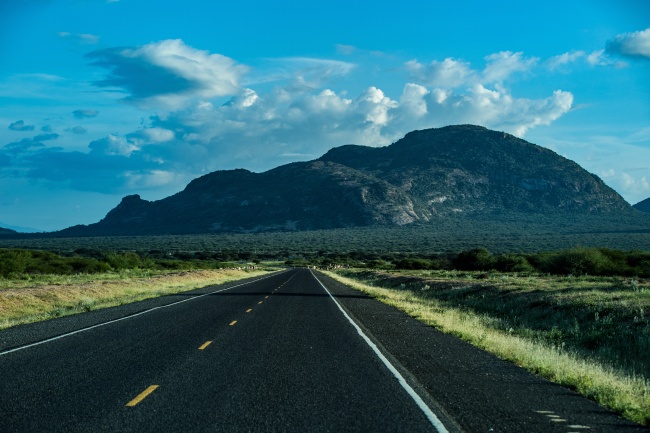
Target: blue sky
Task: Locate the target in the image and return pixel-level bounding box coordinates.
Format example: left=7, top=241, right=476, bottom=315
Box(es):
left=1, top=0, right=649, bottom=231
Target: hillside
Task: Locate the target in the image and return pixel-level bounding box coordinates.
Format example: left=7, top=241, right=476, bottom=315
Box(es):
left=57, top=125, right=633, bottom=236
left=634, top=198, right=650, bottom=213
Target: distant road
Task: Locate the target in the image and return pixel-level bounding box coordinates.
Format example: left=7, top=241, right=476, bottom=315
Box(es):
left=0, top=269, right=646, bottom=432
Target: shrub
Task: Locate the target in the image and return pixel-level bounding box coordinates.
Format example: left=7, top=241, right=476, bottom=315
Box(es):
left=453, top=248, right=496, bottom=271
left=394, top=258, right=432, bottom=270
left=544, top=247, right=614, bottom=276
left=494, top=254, right=535, bottom=273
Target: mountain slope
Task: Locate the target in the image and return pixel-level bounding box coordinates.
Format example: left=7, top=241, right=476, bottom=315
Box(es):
left=634, top=198, right=650, bottom=213
left=58, top=125, right=632, bottom=236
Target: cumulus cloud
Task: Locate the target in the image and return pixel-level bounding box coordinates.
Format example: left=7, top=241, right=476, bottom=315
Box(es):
left=606, top=27, right=650, bottom=59
left=89, top=134, right=139, bottom=157
left=87, top=39, right=248, bottom=109
left=1, top=44, right=577, bottom=198
left=73, top=109, right=99, bottom=119
left=9, top=120, right=35, bottom=131
left=405, top=58, right=476, bottom=88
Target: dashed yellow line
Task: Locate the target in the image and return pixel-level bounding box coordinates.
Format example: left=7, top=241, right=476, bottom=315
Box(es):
left=229, top=320, right=237, bottom=326
left=258, top=301, right=263, bottom=305
left=246, top=308, right=252, bottom=313
left=126, top=385, right=159, bottom=407
left=265, top=296, right=269, bottom=299
left=198, top=341, right=212, bottom=350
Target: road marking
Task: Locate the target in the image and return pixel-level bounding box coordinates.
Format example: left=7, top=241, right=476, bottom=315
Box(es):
left=229, top=320, right=237, bottom=326
left=265, top=296, right=269, bottom=299
left=0, top=271, right=288, bottom=357
left=258, top=301, right=263, bottom=305
left=198, top=341, right=212, bottom=350
left=310, top=270, right=450, bottom=433
left=126, top=385, right=159, bottom=407
left=246, top=309, right=252, bottom=313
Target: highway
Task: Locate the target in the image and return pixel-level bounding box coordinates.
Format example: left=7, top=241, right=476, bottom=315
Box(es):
left=0, top=268, right=646, bottom=432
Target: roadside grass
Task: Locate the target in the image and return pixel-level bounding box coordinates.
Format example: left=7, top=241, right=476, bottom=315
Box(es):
left=323, top=269, right=650, bottom=426
left=0, top=268, right=271, bottom=330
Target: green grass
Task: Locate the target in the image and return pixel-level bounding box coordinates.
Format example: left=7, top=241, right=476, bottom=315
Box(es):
left=323, top=269, right=650, bottom=426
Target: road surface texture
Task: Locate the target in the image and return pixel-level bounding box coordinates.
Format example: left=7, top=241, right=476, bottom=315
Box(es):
left=0, top=268, right=646, bottom=432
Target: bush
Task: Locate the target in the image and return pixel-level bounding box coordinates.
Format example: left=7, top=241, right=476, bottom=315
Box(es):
left=494, top=254, right=535, bottom=273
left=453, top=248, right=496, bottom=271
left=543, top=247, right=614, bottom=276
left=394, top=258, right=432, bottom=270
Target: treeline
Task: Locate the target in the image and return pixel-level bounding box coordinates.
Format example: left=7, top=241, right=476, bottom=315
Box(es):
left=2, top=246, right=650, bottom=278
left=290, top=247, right=650, bottom=277
left=0, top=248, right=262, bottom=278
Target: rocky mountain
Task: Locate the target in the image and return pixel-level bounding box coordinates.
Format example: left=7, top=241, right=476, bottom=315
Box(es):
left=58, top=125, right=633, bottom=236
left=634, top=198, right=650, bottom=213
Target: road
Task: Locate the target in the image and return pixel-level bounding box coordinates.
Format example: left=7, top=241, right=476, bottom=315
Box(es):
left=0, top=268, right=646, bottom=432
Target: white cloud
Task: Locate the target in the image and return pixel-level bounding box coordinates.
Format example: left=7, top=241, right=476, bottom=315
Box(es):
left=404, top=58, right=476, bottom=88
left=89, top=134, right=139, bottom=156
left=482, top=51, right=538, bottom=83
left=607, top=27, right=650, bottom=59
left=586, top=49, right=628, bottom=68
left=88, top=39, right=248, bottom=109
left=124, top=170, right=180, bottom=189
left=546, top=51, right=586, bottom=71
left=399, top=83, right=430, bottom=118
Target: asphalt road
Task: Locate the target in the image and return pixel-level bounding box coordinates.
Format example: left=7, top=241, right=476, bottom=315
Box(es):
left=0, top=268, right=646, bottom=432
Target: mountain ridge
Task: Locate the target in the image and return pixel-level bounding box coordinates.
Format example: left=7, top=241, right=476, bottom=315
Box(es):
left=634, top=198, right=650, bottom=213
left=55, top=125, right=633, bottom=236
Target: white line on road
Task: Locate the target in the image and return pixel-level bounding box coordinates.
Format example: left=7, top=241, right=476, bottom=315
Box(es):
left=0, top=271, right=286, bottom=357
left=310, top=270, right=450, bottom=433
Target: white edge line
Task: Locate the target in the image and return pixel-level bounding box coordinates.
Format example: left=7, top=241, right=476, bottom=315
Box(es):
left=0, top=270, right=286, bottom=357
left=310, top=270, right=450, bottom=433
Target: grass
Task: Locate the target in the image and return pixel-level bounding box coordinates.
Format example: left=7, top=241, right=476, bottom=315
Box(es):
left=0, top=267, right=272, bottom=330
left=323, top=269, right=650, bottom=426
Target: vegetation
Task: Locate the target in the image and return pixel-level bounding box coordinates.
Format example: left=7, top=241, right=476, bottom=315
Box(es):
left=2, top=228, right=649, bottom=424
left=324, top=269, right=650, bottom=426
left=0, top=268, right=271, bottom=330
left=2, top=212, right=650, bottom=256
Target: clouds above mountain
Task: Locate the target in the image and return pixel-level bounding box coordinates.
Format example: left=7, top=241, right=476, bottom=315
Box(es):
left=0, top=38, right=582, bottom=198
left=87, top=39, right=248, bottom=109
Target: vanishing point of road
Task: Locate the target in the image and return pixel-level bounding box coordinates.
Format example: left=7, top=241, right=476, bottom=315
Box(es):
left=0, top=268, right=646, bottom=432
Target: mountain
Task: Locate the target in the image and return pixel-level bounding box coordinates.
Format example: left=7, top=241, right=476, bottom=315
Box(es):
left=58, top=125, right=633, bottom=236
left=634, top=198, right=650, bottom=213
left=0, top=227, right=17, bottom=235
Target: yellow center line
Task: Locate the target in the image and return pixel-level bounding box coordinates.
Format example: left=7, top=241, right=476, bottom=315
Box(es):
left=126, top=385, right=159, bottom=407
left=258, top=301, right=263, bottom=305
left=246, top=308, right=252, bottom=313
left=198, top=341, right=212, bottom=350
left=229, top=320, right=237, bottom=326
left=265, top=296, right=269, bottom=299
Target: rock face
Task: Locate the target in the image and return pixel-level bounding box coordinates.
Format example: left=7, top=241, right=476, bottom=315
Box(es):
left=634, top=198, right=650, bottom=213
left=59, top=125, right=633, bottom=235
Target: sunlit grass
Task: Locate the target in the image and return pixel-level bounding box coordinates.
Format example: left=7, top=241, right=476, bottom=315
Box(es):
left=0, top=268, right=271, bottom=330
left=323, top=269, right=650, bottom=426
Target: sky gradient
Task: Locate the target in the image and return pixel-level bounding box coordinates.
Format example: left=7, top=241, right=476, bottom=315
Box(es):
left=1, top=0, right=649, bottom=231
